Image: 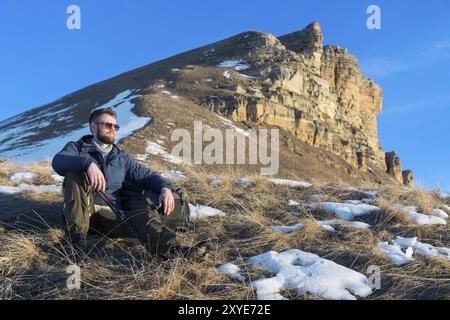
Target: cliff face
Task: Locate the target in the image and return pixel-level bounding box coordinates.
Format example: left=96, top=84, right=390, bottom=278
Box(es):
left=201, top=22, right=410, bottom=184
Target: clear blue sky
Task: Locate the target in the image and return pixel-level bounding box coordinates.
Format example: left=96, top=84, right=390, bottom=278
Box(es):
left=1, top=0, right=449, bottom=192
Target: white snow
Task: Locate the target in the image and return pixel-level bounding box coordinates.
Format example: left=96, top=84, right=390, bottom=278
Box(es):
left=115, top=116, right=152, bottom=142
left=269, top=179, right=312, bottom=189
left=393, top=204, right=447, bottom=225
left=308, top=194, right=322, bottom=200
left=249, top=249, right=373, bottom=300
left=441, top=205, right=450, bottom=212
left=217, top=60, right=250, bottom=71
left=1, top=89, right=147, bottom=162
left=318, top=219, right=371, bottom=232
left=161, top=170, right=186, bottom=180
left=161, top=90, right=180, bottom=100
left=377, top=241, right=414, bottom=266
left=144, top=141, right=183, bottom=165
left=305, top=202, right=380, bottom=221
left=234, top=178, right=252, bottom=186
left=223, top=71, right=231, bottom=79
left=10, top=172, right=37, bottom=181
left=393, top=236, right=450, bottom=261
left=431, top=208, right=449, bottom=220
left=287, top=199, right=300, bottom=206
left=271, top=223, right=303, bottom=234
left=378, top=236, right=450, bottom=265
left=0, top=183, right=62, bottom=195
left=188, top=203, right=225, bottom=220
left=52, top=173, right=65, bottom=183
left=218, top=115, right=251, bottom=137
left=218, top=263, right=244, bottom=281
left=438, top=192, right=449, bottom=199
left=343, top=199, right=371, bottom=205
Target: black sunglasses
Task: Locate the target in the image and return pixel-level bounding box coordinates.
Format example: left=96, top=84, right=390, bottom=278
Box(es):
left=95, top=122, right=120, bottom=131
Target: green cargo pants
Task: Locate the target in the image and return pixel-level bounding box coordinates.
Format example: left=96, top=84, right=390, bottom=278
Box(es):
left=62, top=171, right=190, bottom=255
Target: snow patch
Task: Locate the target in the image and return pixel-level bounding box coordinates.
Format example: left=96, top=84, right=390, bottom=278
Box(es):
left=431, top=208, right=449, bottom=220
left=393, top=204, right=447, bottom=225
left=218, top=115, right=251, bottom=136
left=271, top=223, right=303, bottom=234
left=217, top=60, right=250, bottom=71
left=0, top=184, right=62, bottom=195
left=161, top=170, right=186, bottom=180
left=269, top=179, right=312, bottom=189
left=318, top=219, right=371, bottom=232
left=10, top=172, right=37, bottom=181
left=145, top=142, right=183, bottom=165
left=234, top=178, right=252, bottom=186
left=249, top=249, right=373, bottom=300
left=305, top=202, right=380, bottom=221
left=287, top=199, right=300, bottom=206
left=218, top=263, right=244, bottom=281
left=378, top=236, right=450, bottom=265
left=188, top=204, right=225, bottom=220
left=51, top=173, right=64, bottom=183
left=377, top=242, right=414, bottom=266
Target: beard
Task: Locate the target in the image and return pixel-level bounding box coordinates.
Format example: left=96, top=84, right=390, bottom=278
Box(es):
left=96, top=128, right=115, bottom=144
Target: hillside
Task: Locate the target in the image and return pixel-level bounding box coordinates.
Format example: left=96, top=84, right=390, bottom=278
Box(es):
left=1, top=22, right=448, bottom=300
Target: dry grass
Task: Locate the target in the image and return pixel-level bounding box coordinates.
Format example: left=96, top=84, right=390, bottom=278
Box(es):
left=0, top=161, right=449, bottom=300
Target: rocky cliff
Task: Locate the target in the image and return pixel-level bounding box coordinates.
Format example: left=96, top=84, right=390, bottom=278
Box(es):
left=200, top=22, right=411, bottom=185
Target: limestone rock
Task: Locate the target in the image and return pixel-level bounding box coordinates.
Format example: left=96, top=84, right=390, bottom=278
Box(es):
left=385, top=152, right=403, bottom=183
left=201, top=22, right=400, bottom=180
left=402, top=170, right=414, bottom=187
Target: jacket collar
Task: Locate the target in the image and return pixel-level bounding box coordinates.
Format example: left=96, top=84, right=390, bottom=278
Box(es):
left=78, top=135, right=122, bottom=156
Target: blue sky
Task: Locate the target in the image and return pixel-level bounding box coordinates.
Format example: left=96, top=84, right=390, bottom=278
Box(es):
left=1, top=0, right=449, bottom=192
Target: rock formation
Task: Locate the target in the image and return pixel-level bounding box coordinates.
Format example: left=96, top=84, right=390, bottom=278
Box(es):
left=202, top=22, right=407, bottom=183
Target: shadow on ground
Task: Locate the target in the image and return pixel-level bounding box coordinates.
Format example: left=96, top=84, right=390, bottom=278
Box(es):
left=0, top=193, right=63, bottom=231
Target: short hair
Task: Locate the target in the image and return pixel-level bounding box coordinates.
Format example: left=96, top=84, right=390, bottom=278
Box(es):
left=89, top=108, right=117, bottom=124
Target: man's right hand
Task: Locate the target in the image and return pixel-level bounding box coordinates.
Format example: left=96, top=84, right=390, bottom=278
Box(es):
left=87, top=162, right=106, bottom=193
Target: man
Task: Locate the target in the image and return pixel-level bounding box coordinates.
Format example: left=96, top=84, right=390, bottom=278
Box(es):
left=52, top=108, right=190, bottom=256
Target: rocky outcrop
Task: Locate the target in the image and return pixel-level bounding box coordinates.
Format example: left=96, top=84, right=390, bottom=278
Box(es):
left=385, top=151, right=403, bottom=183
left=402, top=170, right=414, bottom=187
left=201, top=22, right=405, bottom=182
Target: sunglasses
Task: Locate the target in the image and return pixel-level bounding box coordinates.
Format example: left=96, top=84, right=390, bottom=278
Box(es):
left=95, top=122, right=120, bottom=131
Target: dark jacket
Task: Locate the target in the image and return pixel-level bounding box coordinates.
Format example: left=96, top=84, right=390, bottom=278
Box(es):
left=52, top=135, right=172, bottom=209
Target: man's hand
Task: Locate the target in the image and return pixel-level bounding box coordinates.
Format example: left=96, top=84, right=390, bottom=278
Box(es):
left=158, top=187, right=175, bottom=215
left=87, top=162, right=106, bottom=193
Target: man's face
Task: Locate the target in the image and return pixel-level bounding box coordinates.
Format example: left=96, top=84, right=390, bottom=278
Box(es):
left=91, top=114, right=118, bottom=145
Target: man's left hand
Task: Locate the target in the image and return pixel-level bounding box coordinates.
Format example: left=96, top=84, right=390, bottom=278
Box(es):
left=158, top=187, right=175, bottom=215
